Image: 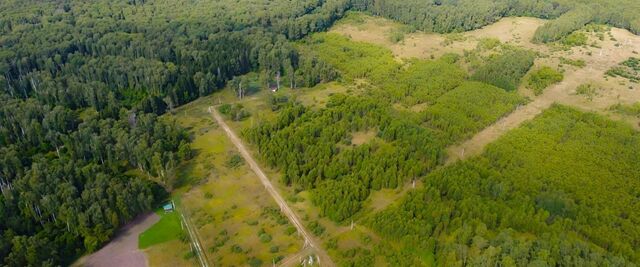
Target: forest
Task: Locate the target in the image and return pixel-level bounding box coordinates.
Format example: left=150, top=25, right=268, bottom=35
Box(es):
left=2, top=0, right=640, bottom=266
left=244, top=34, right=526, bottom=223
left=369, top=105, right=640, bottom=265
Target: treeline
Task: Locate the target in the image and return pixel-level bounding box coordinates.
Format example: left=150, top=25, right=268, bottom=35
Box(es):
left=0, top=97, right=190, bottom=266
left=0, top=0, right=352, bottom=114
left=352, top=0, right=567, bottom=33
left=369, top=105, right=640, bottom=265
left=532, top=6, right=595, bottom=43
left=347, top=0, right=640, bottom=43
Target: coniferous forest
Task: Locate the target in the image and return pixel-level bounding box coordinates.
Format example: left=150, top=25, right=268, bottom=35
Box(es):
left=2, top=0, right=640, bottom=266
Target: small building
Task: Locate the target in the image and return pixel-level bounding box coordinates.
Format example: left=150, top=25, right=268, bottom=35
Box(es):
left=163, top=202, right=174, bottom=213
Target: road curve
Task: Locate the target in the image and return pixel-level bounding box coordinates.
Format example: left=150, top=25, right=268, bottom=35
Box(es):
left=210, top=107, right=335, bottom=267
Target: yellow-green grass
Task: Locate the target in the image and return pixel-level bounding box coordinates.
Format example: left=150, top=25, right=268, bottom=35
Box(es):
left=139, top=210, right=183, bottom=249
left=144, top=239, right=195, bottom=267
left=160, top=94, right=303, bottom=265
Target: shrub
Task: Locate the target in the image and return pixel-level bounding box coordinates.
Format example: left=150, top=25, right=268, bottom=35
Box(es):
left=231, top=244, right=243, bottom=253
left=248, top=257, right=262, bottom=267
left=527, top=66, right=564, bottom=95
left=560, top=57, right=586, bottom=68
left=225, top=154, right=244, bottom=168
left=561, top=32, right=587, bottom=47
left=575, top=83, right=599, bottom=100
left=259, top=233, right=272, bottom=243
left=218, top=103, right=250, bottom=121
left=308, top=221, right=326, bottom=236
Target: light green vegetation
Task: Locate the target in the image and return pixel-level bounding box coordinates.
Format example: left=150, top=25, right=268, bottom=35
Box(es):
left=575, top=83, right=600, bottom=100
left=139, top=211, right=183, bottom=249
left=377, top=56, right=466, bottom=106
left=607, top=57, right=640, bottom=83
left=299, top=33, right=398, bottom=80
left=370, top=105, right=640, bottom=265
left=527, top=66, right=564, bottom=95
left=611, top=102, right=640, bottom=117
left=561, top=31, right=588, bottom=46
left=424, top=81, right=525, bottom=142
left=241, top=28, right=527, bottom=265
left=559, top=57, right=587, bottom=68
left=161, top=97, right=302, bottom=266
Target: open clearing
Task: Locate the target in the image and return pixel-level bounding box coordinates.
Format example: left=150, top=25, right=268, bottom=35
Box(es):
left=138, top=211, right=182, bottom=249
left=157, top=96, right=304, bottom=266
left=332, top=13, right=640, bottom=161
left=332, top=13, right=547, bottom=60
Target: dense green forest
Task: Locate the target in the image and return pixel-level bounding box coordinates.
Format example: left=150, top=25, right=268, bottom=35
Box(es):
left=369, top=105, right=640, bottom=265
left=3, top=0, right=640, bottom=266
left=0, top=0, right=350, bottom=265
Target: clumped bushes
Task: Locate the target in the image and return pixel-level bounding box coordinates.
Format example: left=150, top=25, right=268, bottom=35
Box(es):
left=560, top=57, right=586, bottom=68
left=575, top=83, right=599, bottom=100
left=471, top=48, right=536, bottom=91
left=561, top=32, right=588, bottom=46
left=606, top=57, right=640, bottom=82
left=527, top=66, right=564, bottom=95
left=218, top=103, right=251, bottom=121
left=424, top=81, right=525, bottom=142
left=610, top=102, right=640, bottom=117
left=225, top=154, right=245, bottom=168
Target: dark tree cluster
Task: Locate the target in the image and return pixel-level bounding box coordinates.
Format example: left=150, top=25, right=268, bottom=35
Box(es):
left=0, top=97, right=189, bottom=266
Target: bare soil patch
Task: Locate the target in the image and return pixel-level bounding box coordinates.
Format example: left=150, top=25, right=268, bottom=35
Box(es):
left=351, top=130, right=377, bottom=145
left=448, top=26, right=640, bottom=162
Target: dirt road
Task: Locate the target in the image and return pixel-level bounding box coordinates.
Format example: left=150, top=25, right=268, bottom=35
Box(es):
left=76, top=213, right=159, bottom=267
left=209, top=108, right=335, bottom=266
left=210, top=107, right=335, bottom=267
left=447, top=23, right=640, bottom=163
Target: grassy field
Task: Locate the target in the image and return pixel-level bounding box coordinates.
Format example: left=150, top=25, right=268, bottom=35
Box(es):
left=139, top=210, right=183, bottom=249
left=145, top=95, right=303, bottom=266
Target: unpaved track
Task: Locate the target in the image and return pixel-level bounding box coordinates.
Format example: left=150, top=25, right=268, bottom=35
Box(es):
left=210, top=107, right=335, bottom=267
left=447, top=32, right=640, bottom=163
left=446, top=68, right=582, bottom=163
left=78, top=213, right=159, bottom=267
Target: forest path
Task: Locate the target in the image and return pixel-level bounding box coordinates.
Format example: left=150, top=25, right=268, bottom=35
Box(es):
left=446, top=66, right=606, bottom=164
left=445, top=25, right=640, bottom=163
left=210, top=107, right=335, bottom=267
